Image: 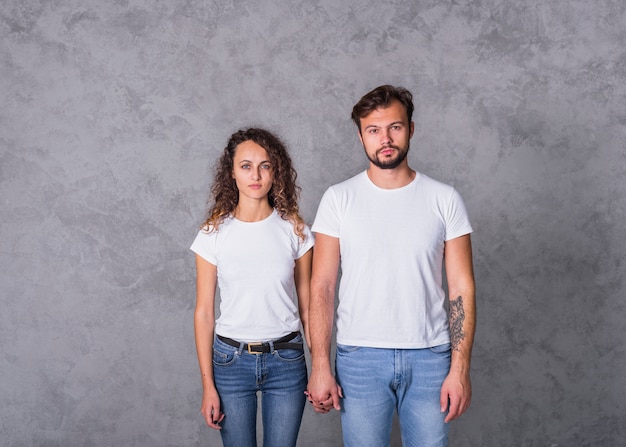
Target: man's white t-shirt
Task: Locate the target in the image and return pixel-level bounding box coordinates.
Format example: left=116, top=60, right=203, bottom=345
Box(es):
left=190, top=210, right=314, bottom=341
left=312, top=171, right=473, bottom=349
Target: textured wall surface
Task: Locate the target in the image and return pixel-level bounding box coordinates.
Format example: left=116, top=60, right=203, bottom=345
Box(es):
left=1, top=0, right=625, bottom=446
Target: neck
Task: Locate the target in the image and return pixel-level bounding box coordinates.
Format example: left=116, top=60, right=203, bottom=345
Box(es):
left=366, top=162, right=415, bottom=189
left=233, top=198, right=273, bottom=222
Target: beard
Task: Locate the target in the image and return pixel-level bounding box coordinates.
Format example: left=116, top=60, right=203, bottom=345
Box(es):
left=366, top=143, right=410, bottom=169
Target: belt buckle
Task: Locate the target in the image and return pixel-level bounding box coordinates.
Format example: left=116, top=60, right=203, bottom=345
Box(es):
left=247, top=342, right=263, bottom=354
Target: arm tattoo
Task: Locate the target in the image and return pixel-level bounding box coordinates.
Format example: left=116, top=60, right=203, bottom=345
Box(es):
left=449, top=296, right=465, bottom=352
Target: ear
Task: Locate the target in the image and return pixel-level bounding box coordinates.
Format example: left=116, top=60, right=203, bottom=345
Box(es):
left=357, top=128, right=364, bottom=145
left=409, top=121, right=415, bottom=138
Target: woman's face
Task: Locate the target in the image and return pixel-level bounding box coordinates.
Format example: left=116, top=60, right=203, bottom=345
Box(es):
left=232, top=140, right=273, bottom=202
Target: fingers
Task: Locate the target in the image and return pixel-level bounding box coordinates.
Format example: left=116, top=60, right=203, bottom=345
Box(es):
left=202, top=404, right=224, bottom=430
left=440, top=391, right=449, bottom=417
left=444, top=396, right=460, bottom=423
left=305, top=388, right=342, bottom=413
left=331, top=386, right=342, bottom=410
left=442, top=392, right=470, bottom=423
left=304, top=391, right=324, bottom=413
left=313, top=403, right=332, bottom=414
left=306, top=371, right=343, bottom=413
left=205, top=411, right=224, bottom=429
left=305, top=391, right=332, bottom=413
left=440, top=372, right=472, bottom=423
left=213, top=410, right=225, bottom=427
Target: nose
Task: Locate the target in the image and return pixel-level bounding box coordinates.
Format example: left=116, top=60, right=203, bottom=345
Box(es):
left=380, top=129, right=391, bottom=145
left=252, top=167, right=261, bottom=180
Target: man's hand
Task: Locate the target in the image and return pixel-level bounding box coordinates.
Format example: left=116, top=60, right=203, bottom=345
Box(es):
left=306, top=369, right=343, bottom=413
left=440, top=369, right=472, bottom=423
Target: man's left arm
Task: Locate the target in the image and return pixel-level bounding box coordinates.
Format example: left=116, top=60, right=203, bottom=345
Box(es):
left=440, top=233, right=476, bottom=423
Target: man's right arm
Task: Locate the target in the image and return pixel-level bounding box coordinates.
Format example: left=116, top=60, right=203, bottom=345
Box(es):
left=307, top=232, right=343, bottom=413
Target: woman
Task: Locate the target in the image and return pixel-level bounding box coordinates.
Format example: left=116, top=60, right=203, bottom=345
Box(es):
left=191, top=128, right=313, bottom=447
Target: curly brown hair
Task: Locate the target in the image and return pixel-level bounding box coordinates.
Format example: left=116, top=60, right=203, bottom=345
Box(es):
left=202, top=128, right=306, bottom=240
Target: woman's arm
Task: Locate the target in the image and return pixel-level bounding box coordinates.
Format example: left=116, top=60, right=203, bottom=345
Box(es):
left=194, top=254, right=224, bottom=429
left=294, top=248, right=313, bottom=348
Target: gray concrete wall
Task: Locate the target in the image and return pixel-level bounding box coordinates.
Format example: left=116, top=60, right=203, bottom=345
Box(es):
left=1, top=0, right=625, bottom=445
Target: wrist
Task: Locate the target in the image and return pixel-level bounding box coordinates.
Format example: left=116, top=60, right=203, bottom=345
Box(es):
left=310, top=359, right=332, bottom=374
left=449, top=360, right=471, bottom=376
left=203, top=385, right=218, bottom=395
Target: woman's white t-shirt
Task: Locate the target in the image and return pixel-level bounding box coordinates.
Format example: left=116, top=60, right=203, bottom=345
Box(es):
left=190, top=210, right=314, bottom=341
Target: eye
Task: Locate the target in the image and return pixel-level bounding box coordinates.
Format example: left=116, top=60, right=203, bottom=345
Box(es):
left=391, top=125, right=402, bottom=131
left=368, top=128, right=378, bottom=134
left=261, top=164, right=271, bottom=170
left=241, top=164, right=250, bottom=169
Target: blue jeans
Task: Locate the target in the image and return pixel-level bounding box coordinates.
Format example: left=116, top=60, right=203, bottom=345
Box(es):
left=212, top=334, right=307, bottom=447
left=335, top=343, right=451, bottom=447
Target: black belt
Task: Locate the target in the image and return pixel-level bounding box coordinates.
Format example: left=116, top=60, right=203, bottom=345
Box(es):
left=217, top=331, right=303, bottom=354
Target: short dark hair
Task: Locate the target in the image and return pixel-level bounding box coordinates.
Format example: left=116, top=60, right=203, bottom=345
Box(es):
left=351, top=85, right=414, bottom=132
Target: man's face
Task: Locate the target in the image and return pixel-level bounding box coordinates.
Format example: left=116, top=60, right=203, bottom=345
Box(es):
left=358, top=100, right=414, bottom=170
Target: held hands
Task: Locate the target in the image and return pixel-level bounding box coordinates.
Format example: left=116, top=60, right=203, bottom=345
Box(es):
left=201, top=388, right=225, bottom=430
left=440, top=369, right=472, bottom=423
left=305, top=370, right=343, bottom=414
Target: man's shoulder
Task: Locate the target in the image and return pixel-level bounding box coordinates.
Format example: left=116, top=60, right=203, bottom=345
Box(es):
left=326, top=170, right=367, bottom=193
left=415, top=172, right=457, bottom=195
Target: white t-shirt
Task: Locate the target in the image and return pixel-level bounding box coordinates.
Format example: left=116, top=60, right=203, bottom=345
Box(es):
left=312, top=171, right=473, bottom=349
left=190, top=210, right=314, bottom=341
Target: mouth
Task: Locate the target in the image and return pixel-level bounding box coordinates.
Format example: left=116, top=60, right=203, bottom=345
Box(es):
left=249, top=184, right=262, bottom=190
left=378, top=146, right=397, bottom=156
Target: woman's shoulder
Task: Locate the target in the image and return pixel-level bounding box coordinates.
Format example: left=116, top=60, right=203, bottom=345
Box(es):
left=197, top=215, right=235, bottom=236
left=271, top=212, right=312, bottom=240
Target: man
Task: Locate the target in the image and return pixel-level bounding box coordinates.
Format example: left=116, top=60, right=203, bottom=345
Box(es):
left=306, top=85, right=476, bottom=447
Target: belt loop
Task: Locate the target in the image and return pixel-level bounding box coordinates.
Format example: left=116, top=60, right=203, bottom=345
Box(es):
left=269, top=340, right=275, bottom=353
left=237, top=341, right=245, bottom=354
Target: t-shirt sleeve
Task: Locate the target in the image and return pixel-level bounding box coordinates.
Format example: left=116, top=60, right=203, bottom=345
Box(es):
left=311, top=187, right=341, bottom=238
left=444, top=188, right=473, bottom=241
left=296, top=225, right=315, bottom=259
left=190, top=229, right=218, bottom=264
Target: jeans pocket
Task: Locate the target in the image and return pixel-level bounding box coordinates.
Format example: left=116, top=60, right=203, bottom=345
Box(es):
left=336, top=344, right=361, bottom=355
left=274, top=348, right=305, bottom=362
left=274, top=334, right=305, bottom=362
left=213, top=343, right=237, bottom=366
left=429, top=342, right=451, bottom=354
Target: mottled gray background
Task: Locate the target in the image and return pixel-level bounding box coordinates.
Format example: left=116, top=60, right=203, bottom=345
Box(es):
left=1, top=0, right=625, bottom=446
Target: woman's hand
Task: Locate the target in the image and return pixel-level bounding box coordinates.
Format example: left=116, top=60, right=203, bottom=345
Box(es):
left=201, top=388, right=225, bottom=430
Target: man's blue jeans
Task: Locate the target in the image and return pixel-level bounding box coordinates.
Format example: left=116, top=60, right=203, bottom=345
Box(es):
left=212, top=334, right=307, bottom=447
left=336, top=343, right=451, bottom=447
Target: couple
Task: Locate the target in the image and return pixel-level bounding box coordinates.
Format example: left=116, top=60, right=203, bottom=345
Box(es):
left=191, top=85, right=476, bottom=447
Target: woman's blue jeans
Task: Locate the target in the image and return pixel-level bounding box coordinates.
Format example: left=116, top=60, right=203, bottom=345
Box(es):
left=336, top=343, right=452, bottom=447
left=212, top=334, right=307, bottom=447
